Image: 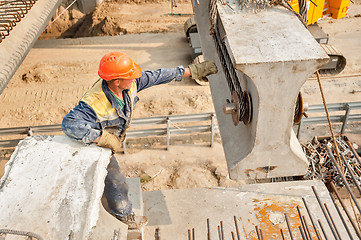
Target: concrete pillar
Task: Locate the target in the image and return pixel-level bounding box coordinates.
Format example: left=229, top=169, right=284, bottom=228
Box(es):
left=77, top=0, right=104, bottom=13
left=194, top=0, right=329, bottom=179
left=0, top=136, right=127, bottom=240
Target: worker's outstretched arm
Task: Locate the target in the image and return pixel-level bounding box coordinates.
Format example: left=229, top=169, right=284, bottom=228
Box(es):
left=136, top=66, right=185, bottom=92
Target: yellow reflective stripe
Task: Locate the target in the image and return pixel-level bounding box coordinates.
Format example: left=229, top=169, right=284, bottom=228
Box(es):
left=81, top=80, right=117, bottom=119
left=129, top=81, right=137, bottom=99
left=98, top=111, right=119, bottom=121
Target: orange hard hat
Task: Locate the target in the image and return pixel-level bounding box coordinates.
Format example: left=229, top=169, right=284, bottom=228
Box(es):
left=98, top=52, right=142, bottom=80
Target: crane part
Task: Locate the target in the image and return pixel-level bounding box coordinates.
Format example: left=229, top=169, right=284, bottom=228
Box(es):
left=193, top=0, right=329, bottom=179
left=0, top=0, right=63, bottom=95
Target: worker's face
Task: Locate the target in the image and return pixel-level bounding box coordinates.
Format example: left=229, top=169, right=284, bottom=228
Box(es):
left=115, top=78, right=135, bottom=90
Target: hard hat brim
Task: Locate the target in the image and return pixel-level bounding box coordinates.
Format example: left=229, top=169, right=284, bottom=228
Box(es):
left=127, top=63, right=142, bottom=79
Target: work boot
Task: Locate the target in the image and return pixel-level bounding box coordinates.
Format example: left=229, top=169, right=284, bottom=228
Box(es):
left=117, top=212, right=148, bottom=229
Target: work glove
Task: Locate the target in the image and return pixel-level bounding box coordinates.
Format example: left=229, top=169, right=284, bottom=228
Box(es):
left=189, top=61, right=218, bottom=81
left=97, top=129, right=121, bottom=154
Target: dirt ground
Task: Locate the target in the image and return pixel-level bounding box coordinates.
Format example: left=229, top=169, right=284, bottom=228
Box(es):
left=1, top=0, right=361, bottom=189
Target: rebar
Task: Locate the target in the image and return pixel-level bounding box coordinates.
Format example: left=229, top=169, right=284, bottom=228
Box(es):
left=284, top=213, right=294, bottom=240
left=296, top=206, right=309, bottom=240
left=318, top=220, right=329, bottom=240
left=255, top=226, right=261, bottom=240
left=330, top=181, right=361, bottom=238
left=207, top=218, right=211, bottom=240
left=302, top=136, right=361, bottom=186
left=302, top=197, right=322, bottom=240
left=280, top=229, right=285, bottom=240
left=329, top=193, right=354, bottom=240
left=324, top=203, right=342, bottom=239
left=302, top=215, right=313, bottom=240
left=340, top=153, right=361, bottom=196
left=155, top=228, right=160, bottom=240
left=220, top=221, right=224, bottom=240
left=0, top=0, right=37, bottom=42
left=233, top=216, right=240, bottom=240
left=327, top=146, right=361, bottom=214
left=231, top=232, right=235, bottom=240
left=312, top=186, right=340, bottom=240
left=0, top=229, right=43, bottom=240
left=299, top=226, right=307, bottom=240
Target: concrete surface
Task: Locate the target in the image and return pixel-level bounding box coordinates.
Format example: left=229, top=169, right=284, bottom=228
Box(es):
left=143, top=180, right=357, bottom=239
left=0, top=135, right=127, bottom=240
left=127, top=178, right=145, bottom=240
left=77, top=0, right=103, bottom=13
left=194, top=0, right=330, bottom=179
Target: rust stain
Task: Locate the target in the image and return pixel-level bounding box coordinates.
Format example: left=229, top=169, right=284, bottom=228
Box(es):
left=242, top=199, right=318, bottom=239
left=256, top=166, right=277, bottom=173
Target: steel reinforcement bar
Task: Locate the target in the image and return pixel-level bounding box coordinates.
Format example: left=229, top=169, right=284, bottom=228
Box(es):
left=0, top=0, right=63, bottom=95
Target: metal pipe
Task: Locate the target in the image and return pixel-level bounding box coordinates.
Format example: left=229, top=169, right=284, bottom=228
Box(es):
left=329, top=193, right=354, bottom=240
left=312, top=186, right=340, bottom=240
left=327, top=145, right=361, bottom=214
left=302, top=197, right=322, bottom=240
left=231, top=232, right=235, bottom=240
left=284, top=213, right=294, bottom=240
left=192, top=228, right=195, bottom=240
left=188, top=229, right=191, bottom=240
left=330, top=182, right=361, bottom=238
left=217, top=225, right=221, bottom=240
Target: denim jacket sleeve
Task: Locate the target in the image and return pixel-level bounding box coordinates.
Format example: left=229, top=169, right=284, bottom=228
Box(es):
left=136, top=66, right=185, bottom=92
left=61, top=101, right=102, bottom=144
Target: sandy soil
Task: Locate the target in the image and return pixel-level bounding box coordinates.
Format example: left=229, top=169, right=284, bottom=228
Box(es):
left=1, top=1, right=361, bottom=189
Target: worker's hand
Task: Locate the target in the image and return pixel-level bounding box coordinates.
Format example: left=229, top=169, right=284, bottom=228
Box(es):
left=97, top=130, right=121, bottom=154
left=189, top=61, right=218, bottom=80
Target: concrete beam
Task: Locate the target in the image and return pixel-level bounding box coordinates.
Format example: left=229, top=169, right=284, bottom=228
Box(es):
left=143, top=180, right=357, bottom=239
left=0, top=135, right=127, bottom=240
left=0, top=0, right=63, bottom=95
left=194, top=0, right=329, bottom=179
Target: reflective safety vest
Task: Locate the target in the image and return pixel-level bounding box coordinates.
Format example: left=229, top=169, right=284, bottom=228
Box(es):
left=81, top=79, right=138, bottom=139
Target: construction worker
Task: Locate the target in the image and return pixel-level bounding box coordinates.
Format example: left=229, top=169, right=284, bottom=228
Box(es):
left=61, top=51, right=217, bottom=229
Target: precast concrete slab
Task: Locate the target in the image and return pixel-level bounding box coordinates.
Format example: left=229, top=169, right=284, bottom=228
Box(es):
left=0, top=135, right=127, bottom=240
left=143, top=180, right=357, bottom=239
left=193, top=0, right=330, bottom=179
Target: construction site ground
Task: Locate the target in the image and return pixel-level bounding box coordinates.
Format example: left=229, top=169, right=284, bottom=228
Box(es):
left=1, top=0, right=361, bottom=190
